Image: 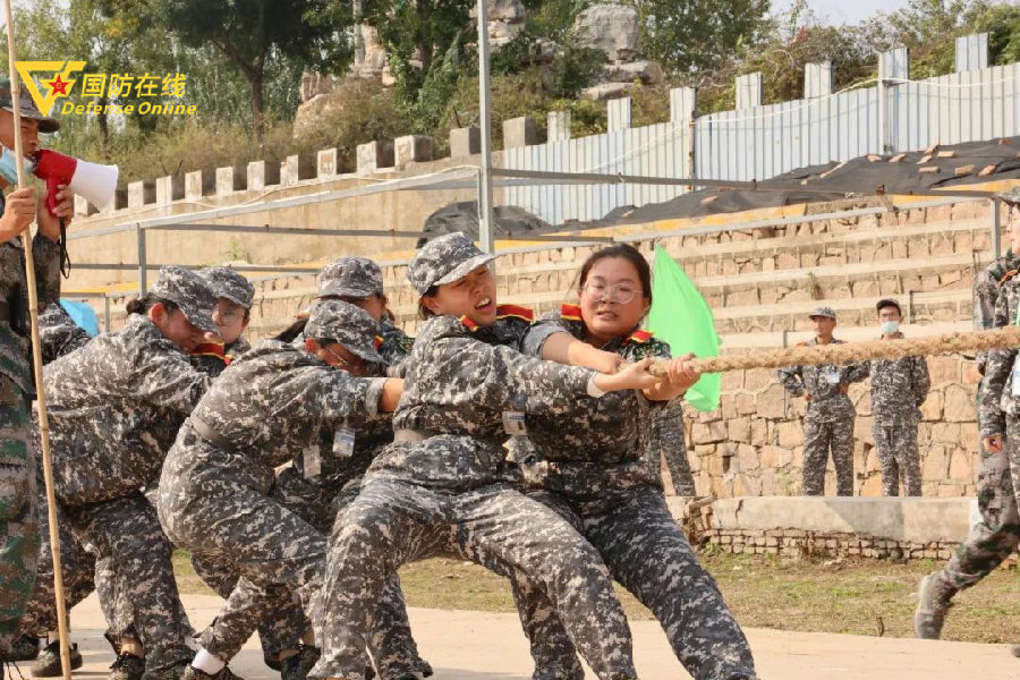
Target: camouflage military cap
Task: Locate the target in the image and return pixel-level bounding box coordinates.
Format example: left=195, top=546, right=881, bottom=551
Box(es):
left=304, top=299, right=383, bottom=364
left=407, top=231, right=496, bottom=295
left=318, top=256, right=383, bottom=298
left=809, top=306, right=837, bottom=320
left=0, top=78, right=59, bottom=133
left=997, top=186, right=1020, bottom=206
left=200, top=266, right=254, bottom=308
left=148, top=266, right=217, bottom=334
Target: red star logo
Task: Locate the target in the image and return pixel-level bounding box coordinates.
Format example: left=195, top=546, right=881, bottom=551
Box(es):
left=46, top=75, right=70, bottom=96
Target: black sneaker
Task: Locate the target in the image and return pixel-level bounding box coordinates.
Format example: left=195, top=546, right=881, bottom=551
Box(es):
left=177, top=665, right=244, bottom=680
left=108, top=653, right=145, bottom=680
left=415, top=659, right=433, bottom=678
left=5, top=636, right=40, bottom=663
left=30, top=641, right=82, bottom=677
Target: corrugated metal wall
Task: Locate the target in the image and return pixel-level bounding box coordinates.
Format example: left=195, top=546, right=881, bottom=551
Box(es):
left=503, top=34, right=1020, bottom=225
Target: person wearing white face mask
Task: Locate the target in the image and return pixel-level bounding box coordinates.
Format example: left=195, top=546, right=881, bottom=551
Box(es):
left=863, top=299, right=930, bottom=497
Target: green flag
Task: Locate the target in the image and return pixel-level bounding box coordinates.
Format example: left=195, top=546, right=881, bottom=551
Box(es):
left=646, top=245, right=721, bottom=412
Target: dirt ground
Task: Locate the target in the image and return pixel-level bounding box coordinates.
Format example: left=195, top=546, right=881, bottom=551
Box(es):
left=173, top=548, right=1020, bottom=644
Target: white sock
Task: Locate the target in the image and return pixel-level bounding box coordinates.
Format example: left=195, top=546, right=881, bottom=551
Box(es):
left=192, top=649, right=226, bottom=675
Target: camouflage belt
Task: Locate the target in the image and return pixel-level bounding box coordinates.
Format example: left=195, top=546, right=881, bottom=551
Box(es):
left=392, top=428, right=440, bottom=443
left=190, top=414, right=235, bottom=450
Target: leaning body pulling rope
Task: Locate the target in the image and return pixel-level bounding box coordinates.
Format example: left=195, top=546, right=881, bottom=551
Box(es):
left=648, top=326, right=1020, bottom=376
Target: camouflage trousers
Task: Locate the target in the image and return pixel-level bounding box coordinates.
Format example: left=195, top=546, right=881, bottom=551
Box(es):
left=872, top=415, right=922, bottom=496
left=0, top=381, right=37, bottom=655
left=158, top=465, right=328, bottom=664
left=936, top=439, right=1020, bottom=593
left=802, top=416, right=854, bottom=496
left=66, top=493, right=194, bottom=671
left=510, top=485, right=755, bottom=680
left=19, top=491, right=99, bottom=636
left=660, top=442, right=697, bottom=496
left=186, top=468, right=427, bottom=678
left=310, top=478, right=637, bottom=680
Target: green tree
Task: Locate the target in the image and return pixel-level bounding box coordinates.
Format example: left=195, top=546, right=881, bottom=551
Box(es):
left=152, top=0, right=355, bottom=140
left=631, top=0, right=772, bottom=75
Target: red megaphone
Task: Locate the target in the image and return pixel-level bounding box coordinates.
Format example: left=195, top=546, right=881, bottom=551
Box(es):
left=33, top=149, right=119, bottom=215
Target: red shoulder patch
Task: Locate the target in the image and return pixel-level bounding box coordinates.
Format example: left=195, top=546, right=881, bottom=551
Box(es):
left=560, top=303, right=583, bottom=321
left=192, top=341, right=226, bottom=358
left=496, top=304, right=534, bottom=322
left=626, top=329, right=653, bottom=344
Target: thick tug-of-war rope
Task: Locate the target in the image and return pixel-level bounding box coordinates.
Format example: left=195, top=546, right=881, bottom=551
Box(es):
left=648, top=326, right=1020, bottom=376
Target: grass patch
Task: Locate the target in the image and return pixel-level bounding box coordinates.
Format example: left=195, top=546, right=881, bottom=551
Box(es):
left=172, top=549, right=1020, bottom=644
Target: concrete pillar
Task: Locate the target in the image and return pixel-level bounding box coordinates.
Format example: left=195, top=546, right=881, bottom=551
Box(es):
left=607, top=97, right=632, bottom=131
left=156, top=175, right=184, bottom=204
left=127, top=181, right=145, bottom=209
left=955, top=33, right=988, bottom=72
left=879, top=47, right=909, bottom=80
left=804, top=62, right=833, bottom=98
left=73, top=194, right=93, bottom=216
left=317, top=148, right=339, bottom=177
left=502, top=116, right=538, bottom=149
left=215, top=166, right=246, bottom=195
left=547, top=111, right=571, bottom=142
left=395, top=135, right=434, bottom=167
left=449, top=127, right=481, bottom=158
left=669, top=87, right=696, bottom=124
left=282, top=153, right=316, bottom=185
left=356, top=141, right=395, bottom=175
left=184, top=170, right=203, bottom=200
left=246, top=160, right=280, bottom=190
left=735, top=72, right=762, bottom=109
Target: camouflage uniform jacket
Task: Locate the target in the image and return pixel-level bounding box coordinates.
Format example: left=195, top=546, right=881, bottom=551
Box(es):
left=366, top=305, right=599, bottom=491
left=979, top=272, right=1020, bottom=437
left=0, top=229, right=63, bottom=396
left=865, top=343, right=930, bottom=425
left=776, top=337, right=867, bottom=423
left=378, top=317, right=413, bottom=367
left=974, top=251, right=1020, bottom=374
left=174, top=339, right=386, bottom=495
left=512, top=304, right=672, bottom=498
left=39, top=303, right=90, bottom=365
left=44, top=314, right=211, bottom=504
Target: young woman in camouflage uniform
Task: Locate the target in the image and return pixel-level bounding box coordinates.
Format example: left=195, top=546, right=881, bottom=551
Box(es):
left=508, top=243, right=757, bottom=680
left=189, top=260, right=431, bottom=680
left=157, top=300, right=406, bottom=680
left=43, top=267, right=220, bottom=680
left=311, top=232, right=663, bottom=680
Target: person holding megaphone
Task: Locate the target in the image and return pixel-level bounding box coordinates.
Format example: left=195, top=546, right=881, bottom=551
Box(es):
left=0, top=76, right=76, bottom=663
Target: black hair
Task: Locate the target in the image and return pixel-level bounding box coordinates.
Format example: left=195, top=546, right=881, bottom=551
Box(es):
left=126, top=295, right=177, bottom=316
left=876, top=299, right=902, bottom=316
left=417, top=285, right=438, bottom=320
left=576, top=243, right=653, bottom=304
left=274, top=317, right=308, bottom=343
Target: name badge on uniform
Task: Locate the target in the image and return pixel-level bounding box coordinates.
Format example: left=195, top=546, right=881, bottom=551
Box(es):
left=502, top=411, right=527, bottom=436
left=822, top=367, right=841, bottom=385
left=333, top=427, right=356, bottom=458
left=302, top=444, right=321, bottom=480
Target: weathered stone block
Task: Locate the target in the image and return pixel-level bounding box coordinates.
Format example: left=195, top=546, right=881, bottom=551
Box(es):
left=395, top=135, right=434, bottom=167
left=502, top=116, right=538, bottom=148
left=449, top=127, right=481, bottom=158
left=356, top=141, right=395, bottom=175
